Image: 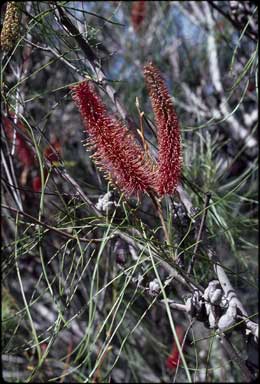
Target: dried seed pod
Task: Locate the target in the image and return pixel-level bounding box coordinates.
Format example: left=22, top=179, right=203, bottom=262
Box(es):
left=1, top=2, right=22, bottom=52
left=148, top=279, right=160, bottom=296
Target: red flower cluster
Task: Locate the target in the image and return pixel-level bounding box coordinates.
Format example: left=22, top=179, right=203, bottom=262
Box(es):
left=166, top=325, right=185, bottom=371
left=144, top=63, right=181, bottom=196
left=72, top=63, right=181, bottom=197
left=131, top=1, right=146, bottom=32
left=71, top=81, right=156, bottom=196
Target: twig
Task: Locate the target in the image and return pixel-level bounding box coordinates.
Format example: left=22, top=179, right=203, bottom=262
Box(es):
left=117, top=230, right=202, bottom=293
left=54, top=166, right=102, bottom=217
left=23, top=38, right=87, bottom=77
left=53, top=4, right=143, bottom=147
left=187, top=192, right=211, bottom=275
left=149, top=192, right=171, bottom=247
left=1, top=150, right=23, bottom=212
left=204, top=2, right=257, bottom=150
left=208, top=1, right=257, bottom=42
left=1, top=204, right=101, bottom=243
left=161, top=299, right=187, bottom=312
left=176, top=184, right=196, bottom=218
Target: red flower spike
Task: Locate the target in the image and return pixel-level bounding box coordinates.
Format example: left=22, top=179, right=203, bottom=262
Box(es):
left=131, top=1, right=146, bottom=32
left=71, top=81, right=155, bottom=196
left=144, top=63, right=182, bottom=196
left=166, top=326, right=185, bottom=371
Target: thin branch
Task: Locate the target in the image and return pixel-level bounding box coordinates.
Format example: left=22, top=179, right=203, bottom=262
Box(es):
left=23, top=38, right=87, bottom=78
left=161, top=299, right=187, bottom=312
left=204, top=2, right=257, bottom=150
left=54, top=166, right=102, bottom=217
left=149, top=192, right=171, bottom=247
left=187, top=192, right=211, bottom=275
left=1, top=150, right=23, bottom=212
left=53, top=4, right=143, bottom=147
left=219, top=333, right=254, bottom=382
left=1, top=204, right=101, bottom=243
left=208, top=1, right=257, bottom=42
